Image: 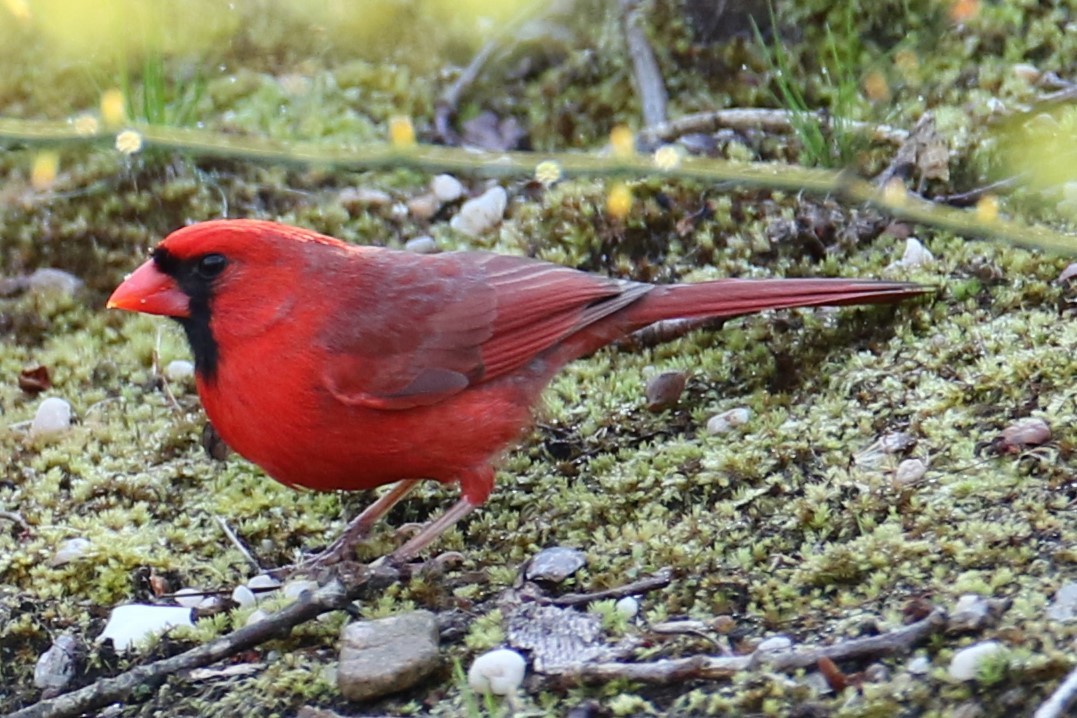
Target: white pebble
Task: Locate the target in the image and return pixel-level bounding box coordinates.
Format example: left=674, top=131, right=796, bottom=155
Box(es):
left=615, top=596, right=639, bottom=620
left=164, top=360, right=195, bottom=382
left=407, top=193, right=439, bottom=220
left=431, top=174, right=465, bottom=203
left=1046, top=582, right=1077, bottom=622
left=282, top=579, right=319, bottom=600
left=906, top=655, right=932, bottom=675
left=247, top=574, right=281, bottom=592
left=99, top=605, right=194, bottom=651
left=50, top=537, right=91, bottom=567
left=756, top=635, right=793, bottom=654
left=31, top=397, right=72, bottom=440
left=894, top=458, right=927, bottom=487
left=246, top=609, right=270, bottom=626
left=1012, top=63, right=1041, bottom=83
left=706, top=407, right=752, bottom=435
left=231, top=585, right=257, bottom=608
left=948, top=640, right=1005, bottom=681
left=28, top=268, right=82, bottom=298
left=467, top=648, right=527, bottom=696
left=404, top=236, right=438, bottom=254
left=173, top=588, right=204, bottom=608
left=451, top=186, right=507, bottom=237
left=899, top=237, right=934, bottom=268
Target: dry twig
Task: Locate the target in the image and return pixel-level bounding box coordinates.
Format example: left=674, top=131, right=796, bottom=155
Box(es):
left=544, top=568, right=673, bottom=606
left=620, top=0, right=668, bottom=128
left=639, top=108, right=909, bottom=148
left=8, top=567, right=398, bottom=718
left=547, top=608, right=945, bottom=685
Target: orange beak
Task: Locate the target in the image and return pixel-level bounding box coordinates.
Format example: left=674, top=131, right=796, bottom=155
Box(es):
left=107, top=259, right=190, bottom=318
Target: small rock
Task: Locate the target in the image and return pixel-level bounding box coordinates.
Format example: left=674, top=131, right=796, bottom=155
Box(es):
left=1012, top=63, right=1041, bottom=83
left=644, top=371, right=686, bottom=412
left=431, top=174, right=465, bottom=203
left=996, top=417, right=1051, bottom=453
left=450, top=186, right=507, bottom=237
left=404, top=236, right=438, bottom=254
left=246, top=609, right=269, bottom=626
left=407, top=193, right=439, bottom=220
left=231, top=585, right=256, bottom=608
left=27, top=268, right=82, bottom=298
left=99, top=605, right=194, bottom=651
left=338, top=186, right=392, bottom=209
left=1058, top=263, right=1077, bottom=284
left=282, top=579, right=319, bottom=600
left=50, top=537, right=91, bottom=567
left=894, top=458, right=928, bottom=487
left=706, top=407, right=752, bottom=435
left=756, top=635, right=793, bottom=655
left=864, top=662, right=890, bottom=682
left=31, top=397, right=72, bottom=440
left=34, top=634, right=79, bottom=693
left=898, top=237, right=934, bottom=268
left=468, top=648, right=526, bottom=696
left=525, top=546, right=587, bottom=584
left=948, top=640, right=1005, bottom=681
left=247, top=574, right=281, bottom=592
left=1046, top=581, right=1077, bottom=622
left=906, top=655, right=932, bottom=675
left=164, top=359, right=195, bottom=382
left=337, top=610, right=440, bottom=701
left=173, top=588, right=204, bottom=608
left=947, top=594, right=990, bottom=633
left=615, top=596, right=639, bottom=620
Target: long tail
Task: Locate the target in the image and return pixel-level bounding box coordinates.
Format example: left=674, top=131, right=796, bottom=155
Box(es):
left=557, top=278, right=929, bottom=362
left=625, top=278, right=929, bottom=326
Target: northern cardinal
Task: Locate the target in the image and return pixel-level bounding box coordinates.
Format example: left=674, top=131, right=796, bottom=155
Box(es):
left=108, top=219, right=927, bottom=564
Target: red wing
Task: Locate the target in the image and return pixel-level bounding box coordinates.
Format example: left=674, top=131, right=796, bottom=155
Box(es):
left=319, top=250, right=648, bottom=410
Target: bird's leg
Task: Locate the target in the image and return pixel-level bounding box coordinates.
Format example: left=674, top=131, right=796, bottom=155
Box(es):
left=303, top=479, right=421, bottom=567
left=387, top=497, right=479, bottom=563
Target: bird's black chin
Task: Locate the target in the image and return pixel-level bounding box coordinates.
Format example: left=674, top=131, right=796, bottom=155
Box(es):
left=174, top=298, right=218, bottom=380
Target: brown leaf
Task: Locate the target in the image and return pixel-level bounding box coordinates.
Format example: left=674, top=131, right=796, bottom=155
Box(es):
left=18, top=365, right=51, bottom=394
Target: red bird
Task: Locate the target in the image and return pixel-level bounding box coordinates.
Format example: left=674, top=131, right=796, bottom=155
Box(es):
left=108, top=219, right=927, bottom=564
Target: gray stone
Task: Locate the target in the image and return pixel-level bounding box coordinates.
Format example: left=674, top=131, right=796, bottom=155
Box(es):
left=337, top=610, right=440, bottom=701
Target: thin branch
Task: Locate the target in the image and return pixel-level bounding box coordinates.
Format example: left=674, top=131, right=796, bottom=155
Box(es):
left=0, top=510, right=30, bottom=532
left=548, top=608, right=945, bottom=685
left=8, top=567, right=399, bottom=718
left=544, top=568, right=673, bottom=607
left=639, top=108, right=909, bottom=147
left=214, top=515, right=262, bottom=573
left=620, top=0, right=668, bottom=128
left=1, top=118, right=1073, bottom=254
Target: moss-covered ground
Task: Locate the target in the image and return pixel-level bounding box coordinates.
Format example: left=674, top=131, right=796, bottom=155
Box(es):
left=2, top=0, right=1076, bottom=715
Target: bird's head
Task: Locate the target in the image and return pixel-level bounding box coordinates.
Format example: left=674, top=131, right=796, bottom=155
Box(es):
left=108, top=219, right=351, bottom=377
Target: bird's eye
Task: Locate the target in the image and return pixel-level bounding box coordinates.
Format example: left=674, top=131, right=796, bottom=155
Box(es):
left=195, top=254, right=227, bottom=279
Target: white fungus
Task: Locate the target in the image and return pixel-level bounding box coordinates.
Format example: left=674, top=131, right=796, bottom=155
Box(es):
left=31, top=397, right=72, bottom=440
left=467, top=648, right=527, bottom=696
left=99, top=605, right=194, bottom=651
